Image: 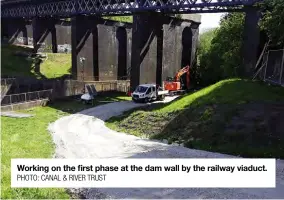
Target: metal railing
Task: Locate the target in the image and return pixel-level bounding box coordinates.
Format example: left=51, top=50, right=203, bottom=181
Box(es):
left=1, top=74, right=130, bottom=81
left=1, top=89, right=53, bottom=106
left=263, top=49, right=284, bottom=86
left=255, top=49, right=284, bottom=87
left=83, top=80, right=130, bottom=93
left=1, top=0, right=260, bottom=18
left=74, top=75, right=130, bottom=81
left=1, top=78, right=16, bottom=86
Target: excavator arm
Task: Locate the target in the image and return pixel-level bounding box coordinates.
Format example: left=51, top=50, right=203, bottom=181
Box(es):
left=174, top=66, right=190, bottom=82
left=164, top=65, right=190, bottom=91
left=175, top=65, right=190, bottom=89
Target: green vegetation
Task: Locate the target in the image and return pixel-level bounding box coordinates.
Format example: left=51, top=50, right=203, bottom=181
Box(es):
left=39, top=53, right=71, bottom=79
left=194, top=28, right=217, bottom=85
left=1, top=107, right=70, bottom=199
left=1, top=93, right=130, bottom=199
left=103, top=16, right=133, bottom=23
left=195, top=14, right=245, bottom=86
left=260, top=0, right=284, bottom=46
left=194, top=0, right=284, bottom=86
left=1, top=45, right=71, bottom=79
left=197, top=28, right=216, bottom=58
left=184, top=2, right=284, bottom=158
left=107, top=79, right=284, bottom=158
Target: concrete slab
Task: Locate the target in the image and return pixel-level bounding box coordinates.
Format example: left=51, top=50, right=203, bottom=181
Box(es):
left=180, top=14, right=202, bottom=23
left=1, top=111, right=34, bottom=118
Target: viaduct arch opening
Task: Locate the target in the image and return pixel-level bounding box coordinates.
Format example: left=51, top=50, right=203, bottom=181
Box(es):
left=92, top=26, right=99, bottom=81
left=156, top=26, right=164, bottom=86
left=116, top=27, right=127, bottom=80
left=181, top=26, right=193, bottom=68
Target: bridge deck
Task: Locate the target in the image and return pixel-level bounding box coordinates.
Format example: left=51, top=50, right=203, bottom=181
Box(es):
left=1, top=0, right=262, bottom=18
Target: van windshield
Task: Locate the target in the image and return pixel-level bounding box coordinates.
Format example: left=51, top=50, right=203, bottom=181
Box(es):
left=135, top=86, right=148, bottom=93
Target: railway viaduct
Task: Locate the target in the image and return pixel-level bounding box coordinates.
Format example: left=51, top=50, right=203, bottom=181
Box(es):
left=1, top=0, right=263, bottom=91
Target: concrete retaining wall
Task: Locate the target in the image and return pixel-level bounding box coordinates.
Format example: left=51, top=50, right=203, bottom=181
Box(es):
left=6, top=77, right=130, bottom=99
left=1, top=99, right=49, bottom=112
left=0, top=79, right=129, bottom=111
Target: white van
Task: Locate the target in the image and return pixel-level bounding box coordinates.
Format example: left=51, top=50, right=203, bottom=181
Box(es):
left=131, top=84, right=168, bottom=103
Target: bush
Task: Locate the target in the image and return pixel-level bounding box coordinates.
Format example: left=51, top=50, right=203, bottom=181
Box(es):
left=194, top=13, right=245, bottom=86
left=193, top=1, right=284, bottom=87
left=260, top=0, right=284, bottom=46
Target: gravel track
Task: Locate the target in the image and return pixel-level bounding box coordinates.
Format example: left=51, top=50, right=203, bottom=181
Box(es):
left=48, top=97, right=284, bottom=199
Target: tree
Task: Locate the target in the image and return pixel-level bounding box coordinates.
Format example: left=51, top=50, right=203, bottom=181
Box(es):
left=103, top=16, right=133, bottom=23
left=192, top=28, right=217, bottom=86
left=194, top=1, right=284, bottom=86
left=196, top=13, right=245, bottom=86
left=260, top=0, right=284, bottom=46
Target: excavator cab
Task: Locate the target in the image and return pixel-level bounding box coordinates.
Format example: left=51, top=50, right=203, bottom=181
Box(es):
left=165, top=77, right=174, bottom=82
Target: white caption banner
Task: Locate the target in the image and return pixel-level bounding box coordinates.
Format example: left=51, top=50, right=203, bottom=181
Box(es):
left=11, top=158, right=275, bottom=188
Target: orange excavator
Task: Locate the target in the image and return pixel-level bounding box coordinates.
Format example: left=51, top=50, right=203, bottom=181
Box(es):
left=163, top=65, right=190, bottom=94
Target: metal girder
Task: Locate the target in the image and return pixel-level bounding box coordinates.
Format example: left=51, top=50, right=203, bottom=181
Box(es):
left=1, top=0, right=263, bottom=18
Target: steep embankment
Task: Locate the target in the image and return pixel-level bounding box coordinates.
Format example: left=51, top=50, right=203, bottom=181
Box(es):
left=106, top=79, right=284, bottom=158
left=1, top=45, right=71, bottom=79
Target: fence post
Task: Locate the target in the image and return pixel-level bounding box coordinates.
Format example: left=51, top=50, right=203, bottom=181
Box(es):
left=279, top=49, right=284, bottom=85
left=263, top=50, right=270, bottom=82
left=50, top=89, right=53, bottom=100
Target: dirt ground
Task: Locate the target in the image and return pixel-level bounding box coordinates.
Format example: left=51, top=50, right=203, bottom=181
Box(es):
left=48, top=98, right=284, bottom=199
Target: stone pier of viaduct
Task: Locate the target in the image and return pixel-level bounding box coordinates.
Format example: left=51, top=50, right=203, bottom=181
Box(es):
left=2, top=14, right=200, bottom=91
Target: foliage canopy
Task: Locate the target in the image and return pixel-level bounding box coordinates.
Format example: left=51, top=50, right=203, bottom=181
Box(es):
left=260, top=0, right=284, bottom=46
left=194, top=0, right=284, bottom=86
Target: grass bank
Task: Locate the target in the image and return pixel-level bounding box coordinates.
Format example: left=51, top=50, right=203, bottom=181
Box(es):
left=1, top=45, right=71, bottom=79
left=1, top=93, right=130, bottom=199
left=1, top=107, right=69, bottom=199
left=106, top=79, right=284, bottom=158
